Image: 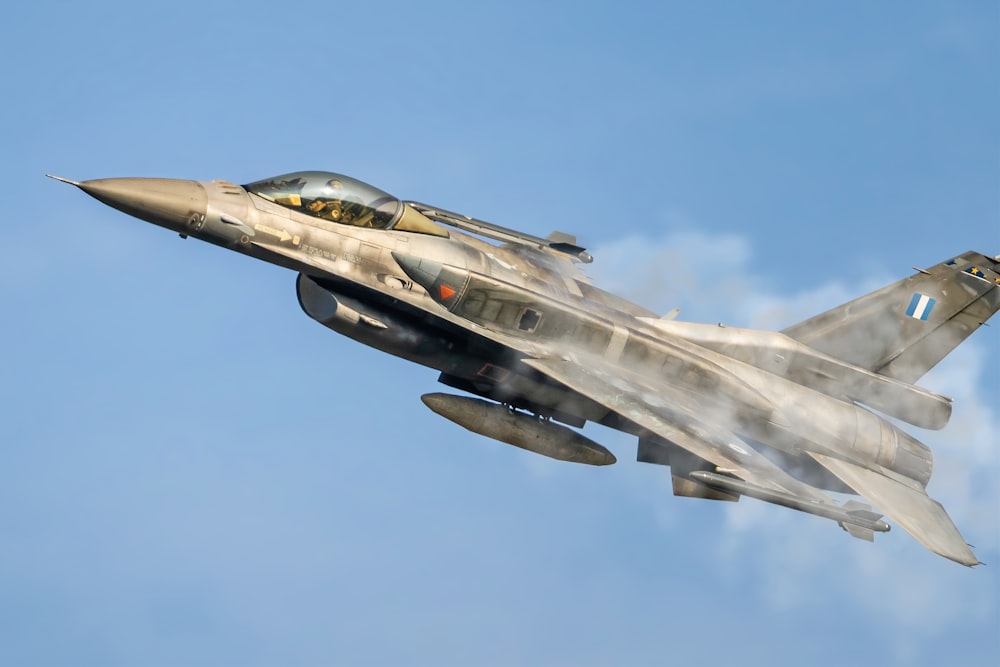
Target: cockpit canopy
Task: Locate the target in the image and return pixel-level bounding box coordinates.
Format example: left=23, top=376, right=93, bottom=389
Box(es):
left=244, top=171, right=403, bottom=229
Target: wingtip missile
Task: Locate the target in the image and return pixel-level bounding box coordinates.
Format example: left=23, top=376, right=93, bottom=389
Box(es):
left=689, top=470, right=891, bottom=534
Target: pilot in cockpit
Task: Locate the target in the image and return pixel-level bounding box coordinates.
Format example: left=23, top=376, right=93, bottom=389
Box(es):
left=305, top=178, right=369, bottom=226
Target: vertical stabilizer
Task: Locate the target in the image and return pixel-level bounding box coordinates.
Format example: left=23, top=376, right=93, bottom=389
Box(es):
left=783, top=252, right=1000, bottom=383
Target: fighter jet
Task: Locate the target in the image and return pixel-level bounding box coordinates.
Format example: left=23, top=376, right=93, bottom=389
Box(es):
left=49, top=170, right=999, bottom=566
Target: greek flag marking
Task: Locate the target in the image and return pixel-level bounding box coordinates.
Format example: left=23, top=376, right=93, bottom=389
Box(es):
left=905, top=293, right=936, bottom=321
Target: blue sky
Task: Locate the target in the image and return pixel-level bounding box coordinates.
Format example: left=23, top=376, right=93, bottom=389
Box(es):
left=2, top=1, right=998, bottom=665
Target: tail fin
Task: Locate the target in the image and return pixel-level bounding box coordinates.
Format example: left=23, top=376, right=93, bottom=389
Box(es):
left=783, top=252, right=1000, bottom=383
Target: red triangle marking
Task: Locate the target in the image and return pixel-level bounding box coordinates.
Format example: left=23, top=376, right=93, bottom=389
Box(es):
left=439, top=284, right=457, bottom=300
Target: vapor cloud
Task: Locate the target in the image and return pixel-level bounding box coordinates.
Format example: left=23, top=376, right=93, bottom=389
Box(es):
left=588, top=231, right=999, bottom=660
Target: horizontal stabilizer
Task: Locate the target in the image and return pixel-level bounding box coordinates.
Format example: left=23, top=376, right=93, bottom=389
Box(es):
left=810, top=453, right=978, bottom=566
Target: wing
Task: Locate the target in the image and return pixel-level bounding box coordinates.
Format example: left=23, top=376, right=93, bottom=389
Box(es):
left=521, top=357, right=840, bottom=507
left=523, top=355, right=977, bottom=564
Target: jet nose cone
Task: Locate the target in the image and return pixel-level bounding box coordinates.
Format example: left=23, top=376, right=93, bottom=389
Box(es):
left=76, top=177, right=207, bottom=232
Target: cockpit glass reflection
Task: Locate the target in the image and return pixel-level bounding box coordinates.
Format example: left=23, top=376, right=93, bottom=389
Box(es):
left=243, top=171, right=402, bottom=229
